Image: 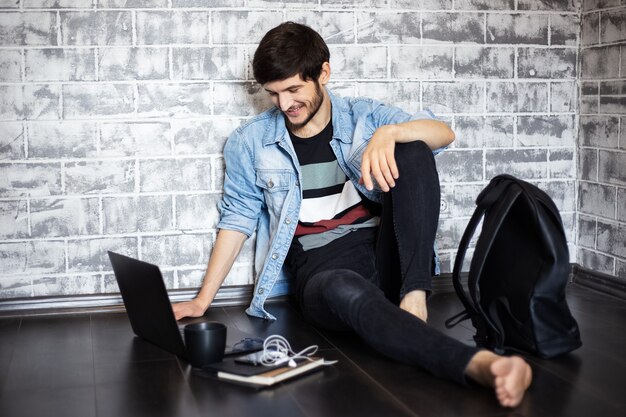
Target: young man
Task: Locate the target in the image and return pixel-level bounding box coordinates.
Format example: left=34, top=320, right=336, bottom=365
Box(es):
left=173, top=22, right=532, bottom=407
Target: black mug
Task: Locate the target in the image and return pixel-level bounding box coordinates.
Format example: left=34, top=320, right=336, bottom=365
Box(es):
left=184, top=321, right=227, bottom=367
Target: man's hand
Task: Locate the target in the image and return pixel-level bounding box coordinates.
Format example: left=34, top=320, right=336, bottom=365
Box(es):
left=360, top=125, right=398, bottom=192
left=172, top=298, right=208, bottom=321
left=399, top=289, right=428, bottom=322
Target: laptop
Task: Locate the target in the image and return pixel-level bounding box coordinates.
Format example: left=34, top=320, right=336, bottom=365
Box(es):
left=107, top=251, right=263, bottom=362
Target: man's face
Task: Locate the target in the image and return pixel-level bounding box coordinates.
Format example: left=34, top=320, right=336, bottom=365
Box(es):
left=263, top=74, right=325, bottom=131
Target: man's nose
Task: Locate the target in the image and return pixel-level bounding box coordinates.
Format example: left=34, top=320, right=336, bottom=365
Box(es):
left=278, top=94, right=294, bottom=112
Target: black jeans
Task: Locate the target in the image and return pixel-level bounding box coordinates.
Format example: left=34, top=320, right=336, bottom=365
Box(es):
left=291, top=140, right=479, bottom=384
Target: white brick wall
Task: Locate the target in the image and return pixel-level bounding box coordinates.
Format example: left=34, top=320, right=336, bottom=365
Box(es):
left=0, top=0, right=581, bottom=299
left=578, top=0, right=626, bottom=278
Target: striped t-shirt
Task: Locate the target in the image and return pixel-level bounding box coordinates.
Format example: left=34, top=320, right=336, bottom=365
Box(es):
left=289, top=120, right=378, bottom=252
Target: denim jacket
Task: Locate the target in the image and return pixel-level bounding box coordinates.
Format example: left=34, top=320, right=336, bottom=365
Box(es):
left=217, top=89, right=440, bottom=320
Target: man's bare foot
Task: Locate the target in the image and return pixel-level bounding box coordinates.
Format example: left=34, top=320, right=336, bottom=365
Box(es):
left=399, top=289, right=428, bottom=322
left=465, top=350, right=532, bottom=408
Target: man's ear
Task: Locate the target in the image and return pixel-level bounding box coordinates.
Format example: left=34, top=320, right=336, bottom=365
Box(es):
left=319, top=62, right=331, bottom=85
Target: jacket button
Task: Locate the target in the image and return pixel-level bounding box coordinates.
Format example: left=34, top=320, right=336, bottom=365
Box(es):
left=271, top=253, right=278, bottom=260
left=258, top=288, right=264, bottom=294
left=268, top=179, right=274, bottom=188
left=285, top=218, right=291, bottom=224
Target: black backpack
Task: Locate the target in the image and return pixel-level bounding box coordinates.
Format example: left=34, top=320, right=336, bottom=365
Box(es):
left=445, top=174, right=582, bottom=359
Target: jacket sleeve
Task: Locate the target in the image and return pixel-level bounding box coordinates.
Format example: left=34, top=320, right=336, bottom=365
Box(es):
left=217, top=130, right=264, bottom=237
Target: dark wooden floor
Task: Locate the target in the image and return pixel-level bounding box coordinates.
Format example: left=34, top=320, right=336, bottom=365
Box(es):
left=1, top=283, right=625, bottom=417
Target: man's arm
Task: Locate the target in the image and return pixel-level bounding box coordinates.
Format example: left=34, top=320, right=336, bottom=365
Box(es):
left=172, top=229, right=248, bottom=320
left=360, top=118, right=455, bottom=192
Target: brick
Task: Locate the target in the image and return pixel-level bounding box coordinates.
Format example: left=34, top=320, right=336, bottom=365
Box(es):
left=30, top=197, right=99, bottom=237
left=176, top=194, right=221, bottom=230
left=173, top=0, right=243, bottom=6
left=213, top=82, right=270, bottom=117
left=448, top=183, right=485, bottom=218
left=0, top=276, right=31, bottom=299
left=60, top=11, right=131, bottom=46
left=423, top=12, right=483, bottom=43
left=63, top=84, right=134, bottom=119
left=65, top=160, right=135, bottom=194
left=486, top=82, right=548, bottom=113
left=26, top=0, right=92, bottom=6
left=100, top=0, right=169, bottom=6
left=551, top=14, right=580, bottom=46
left=136, top=11, right=210, bottom=45
left=435, top=218, right=466, bottom=251
left=599, top=150, right=626, bottom=186
left=177, top=269, right=205, bottom=289
left=357, top=12, right=421, bottom=44
left=0, top=11, right=57, bottom=46
left=486, top=13, right=548, bottom=44
left=103, top=270, right=173, bottom=293
left=600, top=96, right=626, bottom=114
left=32, top=275, right=100, bottom=297
left=580, top=115, right=619, bottom=148
left=617, top=260, right=626, bottom=278
left=549, top=148, right=575, bottom=179
left=141, top=234, right=212, bottom=267
left=486, top=149, right=548, bottom=180
left=140, top=158, right=212, bottom=192
left=423, top=82, right=483, bottom=113
left=618, top=188, right=626, bottom=222
left=582, top=0, right=620, bottom=12
left=330, top=46, right=387, bottom=79
left=517, top=115, right=575, bottom=147
left=0, top=0, right=20, bottom=7
left=454, top=47, right=514, bottom=79
left=454, top=0, right=514, bottom=9
left=102, top=195, right=172, bottom=234
left=286, top=11, right=354, bottom=44
left=601, top=9, right=626, bottom=44
left=518, top=48, right=577, bottom=79
left=390, top=46, right=453, bottom=79
left=100, top=122, right=171, bottom=157
left=0, top=240, right=66, bottom=275
left=354, top=82, right=421, bottom=112
left=67, top=237, right=137, bottom=272
left=2, top=85, right=61, bottom=121
left=577, top=214, right=597, bottom=248
left=212, top=11, right=285, bottom=44
left=0, top=123, right=25, bottom=160
left=577, top=248, right=615, bottom=275
left=28, top=122, right=97, bottom=158
left=213, top=156, right=224, bottom=191
left=172, top=119, right=240, bottom=155
left=172, top=47, right=246, bottom=80
left=0, top=200, right=29, bottom=239
left=597, top=221, right=625, bottom=258
left=622, top=117, right=626, bottom=149
left=98, top=47, right=169, bottom=81
left=579, top=148, right=598, bottom=181
left=137, top=83, right=212, bottom=118
left=454, top=116, right=514, bottom=148
left=542, top=180, right=576, bottom=212
left=222, top=264, right=254, bottom=286
left=0, top=50, right=21, bottom=82
left=579, top=181, right=616, bottom=218
left=0, top=86, right=22, bottom=121
left=436, top=150, right=483, bottom=183
left=581, top=45, right=620, bottom=79
left=25, top=48, right=95, bottom=82
left=600, top=80, right=626, bottom=95
left=551, top=81, right=577, bottom=112
left=0, top=162, right=62, bottom=197
left=581, top=12, right=600, bottom=46
left=518, top=0, right=578, bottom=10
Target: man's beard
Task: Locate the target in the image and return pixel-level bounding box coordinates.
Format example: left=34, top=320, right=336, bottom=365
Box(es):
left=283, top=82, right=324, bottom=132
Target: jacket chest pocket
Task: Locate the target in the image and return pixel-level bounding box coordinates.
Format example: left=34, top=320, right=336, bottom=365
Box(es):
left=256, top=170, right=292, bottom=213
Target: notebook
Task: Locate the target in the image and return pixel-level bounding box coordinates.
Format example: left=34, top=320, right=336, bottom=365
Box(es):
left=107, top=251, right=263, bottom=361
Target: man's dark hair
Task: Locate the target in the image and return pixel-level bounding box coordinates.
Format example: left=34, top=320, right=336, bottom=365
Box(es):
left=253, top=22, right=330, bottom=85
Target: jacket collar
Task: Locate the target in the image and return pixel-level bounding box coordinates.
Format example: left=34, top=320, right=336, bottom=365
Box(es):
left=261, top=88, right=352, bottom=147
